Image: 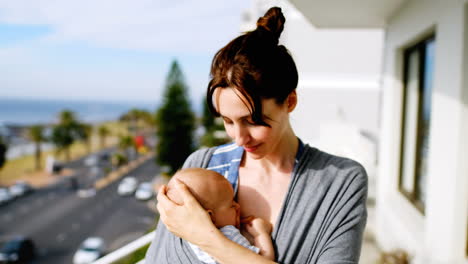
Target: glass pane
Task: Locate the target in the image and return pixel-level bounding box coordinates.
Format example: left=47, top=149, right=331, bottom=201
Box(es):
left=401, top=50, right=420, bottom=194
left=416, top=39, right=435, bottom=207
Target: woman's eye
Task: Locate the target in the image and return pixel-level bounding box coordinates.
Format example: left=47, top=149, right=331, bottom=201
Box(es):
left=245, top=119, right=256, bottom=126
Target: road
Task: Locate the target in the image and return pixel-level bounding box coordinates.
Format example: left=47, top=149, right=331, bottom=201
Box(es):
left=0, top=156, right=160, bottom=264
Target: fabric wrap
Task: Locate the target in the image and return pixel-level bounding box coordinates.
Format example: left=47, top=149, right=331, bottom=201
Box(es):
left=145, top=145, right=367, bottom=264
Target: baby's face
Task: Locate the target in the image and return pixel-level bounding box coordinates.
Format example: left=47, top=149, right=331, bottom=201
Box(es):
left=211, top=194, right=241, bottom=229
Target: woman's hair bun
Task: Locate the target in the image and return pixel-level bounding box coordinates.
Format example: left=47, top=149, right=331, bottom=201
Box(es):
left=256, top=7, right=285, bottom=41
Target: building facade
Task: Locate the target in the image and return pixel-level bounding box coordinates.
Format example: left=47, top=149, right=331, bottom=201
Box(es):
left=289, top=0, right=468, bottom=263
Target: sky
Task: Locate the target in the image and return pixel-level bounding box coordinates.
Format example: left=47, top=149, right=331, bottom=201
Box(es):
left=0, top=0, right=251, bottom=106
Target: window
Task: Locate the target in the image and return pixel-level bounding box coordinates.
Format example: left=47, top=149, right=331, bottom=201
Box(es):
left=398, top=35, right=435, bottom=213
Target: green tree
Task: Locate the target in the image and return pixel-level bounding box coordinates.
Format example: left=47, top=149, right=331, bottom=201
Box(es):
left=77, top=123, right=93, bottom=154
left=120, top=108, right=155, bottom=135
left=200, top=97, right=229, bottom=147
left=51, top=110, right=80, bottom=161
left=201, top=96, right=216, bottom=131
left=98, top=125, right=111, bottom=149
left=118, top=135, right=134, bottom=151
left=155, top=60, right=196, bottom=174
left=28, top=125, right=45, bottom=170
left=120, top=108, right=141, bottom=135
left=0, top=135, right=7, bottom=170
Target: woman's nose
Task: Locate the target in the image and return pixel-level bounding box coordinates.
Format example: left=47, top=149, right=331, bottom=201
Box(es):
left=234, top=125, right=249, bottom=146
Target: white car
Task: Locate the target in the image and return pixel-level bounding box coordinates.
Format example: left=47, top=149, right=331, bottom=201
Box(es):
left=84, top=155, right=98, bottom=167
left=73, top=237, right=105, bottom=264
left=0, top=188, right=13, bottom=205
left=135, top=182, right=154, bottom=201
left=117, top=177, right=138, bottom=196
left=9, top=182, right=33, bottom=198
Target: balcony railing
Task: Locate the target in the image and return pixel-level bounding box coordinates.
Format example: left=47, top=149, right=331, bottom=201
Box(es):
left=91, top=231, right=154, bottom=264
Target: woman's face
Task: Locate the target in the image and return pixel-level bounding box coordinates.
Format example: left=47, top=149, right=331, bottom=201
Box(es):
left=214, top=87, right=294, bottom=159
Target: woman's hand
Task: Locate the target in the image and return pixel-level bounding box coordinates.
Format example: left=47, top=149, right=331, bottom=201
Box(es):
left=156, top=179, right=219, bottom=246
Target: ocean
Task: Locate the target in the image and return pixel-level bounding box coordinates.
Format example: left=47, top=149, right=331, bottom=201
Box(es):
left=0, top=97, right=157, bottom=125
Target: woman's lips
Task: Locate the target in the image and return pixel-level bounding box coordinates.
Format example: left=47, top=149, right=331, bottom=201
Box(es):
left=244, top=144, right=260, bottom=152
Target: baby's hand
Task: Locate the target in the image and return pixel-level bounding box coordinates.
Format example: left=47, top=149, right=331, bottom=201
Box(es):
left=245, top=218, right=272, bottom=238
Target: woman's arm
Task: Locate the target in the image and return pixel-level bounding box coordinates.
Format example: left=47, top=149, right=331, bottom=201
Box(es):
left=156, top=180, right=277, bottom=264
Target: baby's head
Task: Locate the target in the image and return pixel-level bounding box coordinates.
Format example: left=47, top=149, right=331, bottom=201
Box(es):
left=167, top=168, right=240, bottom=228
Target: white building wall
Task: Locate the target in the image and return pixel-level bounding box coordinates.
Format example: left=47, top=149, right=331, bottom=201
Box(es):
left=377, top=0, right=468, bottom=263
left=241, top=0, right=383, bottom=140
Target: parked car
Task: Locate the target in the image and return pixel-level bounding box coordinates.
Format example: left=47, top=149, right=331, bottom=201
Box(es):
left=98, top=153, right=110, bottom=162
left=8, top=182, right=33, bottom=199
left=72, top=237, right=105, bottom=264
left=84, top=155, right=98, bottom=167
left=135, top=182, right=154, bottom=201
left=117, top=177, right=138, bottom=196
left=0, top=188, right=13, bottom=205
left=0, top=236, right=35, bottom=263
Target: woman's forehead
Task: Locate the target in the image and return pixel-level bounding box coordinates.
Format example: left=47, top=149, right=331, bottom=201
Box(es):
left=214, top=87, right=279, bottom=119
left=213, top=88, right=252, bottom=118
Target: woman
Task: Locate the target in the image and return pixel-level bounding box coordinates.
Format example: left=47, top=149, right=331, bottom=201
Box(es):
left=145, top=7, right=367, bottom=264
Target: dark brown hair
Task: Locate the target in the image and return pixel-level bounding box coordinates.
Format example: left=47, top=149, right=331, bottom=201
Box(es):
left=207, top=7, right=298, bottom=126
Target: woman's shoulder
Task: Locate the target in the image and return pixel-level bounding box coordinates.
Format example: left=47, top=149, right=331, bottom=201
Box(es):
left=300, top=145, right=368, bottom=186
left=182, top=142, right=239, bottom=169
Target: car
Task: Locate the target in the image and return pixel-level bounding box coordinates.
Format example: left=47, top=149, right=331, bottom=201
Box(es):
left=0, top=236, right=35, bottom=263
left=0, top=188, right=13, bottom=205
left=72, top=237, right=105, bottom=264
left=135, top=182, right=154, bottom=201
left=117, top=177, right=138, bottom=196
left=84, top=155, right=98, bottom=167
left=98, top=153, right=110, bottom=162
left=8, top=182, right=33, bottom=198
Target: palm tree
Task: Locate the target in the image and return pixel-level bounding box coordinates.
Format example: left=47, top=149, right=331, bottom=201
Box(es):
left=51, top=110, right=80, bottom=161
left=77, top=123, right=93, bottom=154
left=98, top=125, right=110, bottom=149
left=0, top=135, right=7, bottom=170
left=118, top=134, right=134, bottom=159
left=28, top=125, right=45, bottom=170
left=59, top=110, right=77, bottom=126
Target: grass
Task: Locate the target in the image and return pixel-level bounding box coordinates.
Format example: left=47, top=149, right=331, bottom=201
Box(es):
left=0, top=121, right=128, bottom=186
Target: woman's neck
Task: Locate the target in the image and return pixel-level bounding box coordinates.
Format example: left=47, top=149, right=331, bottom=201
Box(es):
left=244, top=129, right=299, bottom=174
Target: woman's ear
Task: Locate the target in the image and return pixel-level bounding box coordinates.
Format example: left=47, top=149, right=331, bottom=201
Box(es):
left=287, top=90, right=297, bottom=112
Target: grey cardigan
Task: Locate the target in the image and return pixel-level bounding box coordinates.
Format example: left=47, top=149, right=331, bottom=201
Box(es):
left=145, top=145, right=368, bottom=263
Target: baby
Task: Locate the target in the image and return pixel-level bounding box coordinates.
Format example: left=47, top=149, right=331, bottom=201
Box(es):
left=166, top=168, right=275, bottom=262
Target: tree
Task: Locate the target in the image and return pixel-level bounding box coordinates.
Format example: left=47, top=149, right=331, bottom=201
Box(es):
left=77, top=123, right=93, bottom=154
left=98, top=125, right=110, bottom=149
left=201, top=96, right=216, bottom=131
left=120, top=108, right=155, bottom=135
left=200, top=96, right=229, bottom=147
left=51, top=110, right=80, bottom=161
left=155, top=60, right=196, bottom=174
left=120, top=108, right=141, bottom=135
left=0, top=135, right=7, bottom=170
left=118, top=134, right=135, bottom=161
left=28, top=125, right=45, bottom=170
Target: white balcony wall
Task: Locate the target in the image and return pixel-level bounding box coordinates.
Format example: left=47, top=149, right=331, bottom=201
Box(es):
left=377, top=1, right=468, bottom=263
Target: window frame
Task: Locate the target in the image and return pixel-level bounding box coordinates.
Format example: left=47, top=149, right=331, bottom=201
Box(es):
left=398, top=34, right=436, bottom=214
